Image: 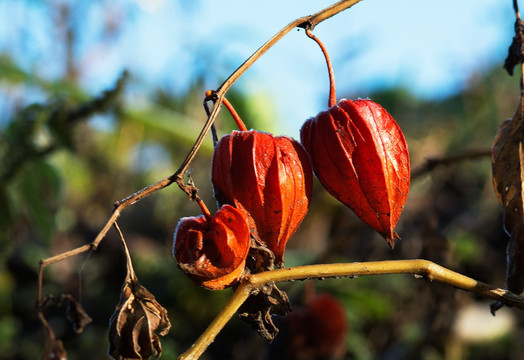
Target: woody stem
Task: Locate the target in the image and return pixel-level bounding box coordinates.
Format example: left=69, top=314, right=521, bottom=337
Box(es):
left=178, top=259, right=524, bottom=360
left=306, top=29, right=337, bottom=107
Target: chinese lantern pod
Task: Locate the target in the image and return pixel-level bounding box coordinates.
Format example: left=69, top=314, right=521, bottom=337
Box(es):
left=285, top=293, right=348, bottom=359
left=304, top=294, right=348, bottom=356
left=273, top=137, right=313, bottom=252
left=173, top=204, right=251, bottom=290
left=300, top=99, right=410, bottom=247
left=212, top=130, right=313, bottom=266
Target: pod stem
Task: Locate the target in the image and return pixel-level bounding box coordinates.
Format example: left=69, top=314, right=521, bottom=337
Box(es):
left=205, top=90, right=248, bottom=131
left=196, top=198, right=213, bottom=222
left=306, top=29, right=336, bottom=108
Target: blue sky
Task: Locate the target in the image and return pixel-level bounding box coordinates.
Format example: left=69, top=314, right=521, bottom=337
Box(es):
left=125, top=0, right=514, bottom=135
left=0, top=0, right=516, bottom=136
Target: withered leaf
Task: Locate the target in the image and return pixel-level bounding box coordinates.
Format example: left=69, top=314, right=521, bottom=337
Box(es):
left=62, top=294, right=92, bottom=334
left=492, top=89, right=524, bottom=303
left=236, top=238, right=291, bottom=341
left=40, top=319, right=67, bottom=360
left=245, top=240, right=277, bottom=273
left=506, top=224, right=524, bottom=294
left=504, top=18, right=524, bottom=76
left=108, top=278, right=171, bottom=360
left=237, top=282, right=291, bottom=342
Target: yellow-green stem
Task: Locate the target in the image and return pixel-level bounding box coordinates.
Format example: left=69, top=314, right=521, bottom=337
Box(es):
left=178, top=259, right=524, bottom=360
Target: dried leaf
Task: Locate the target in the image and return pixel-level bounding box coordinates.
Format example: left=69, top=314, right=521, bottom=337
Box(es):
left=237, top=282, right=291, bottom=342
left=492, top=91, right=524, bottom=300
left=40, top=316, right=67, bottom=360
left=62, top=294, right=92, bottom=334
left=504, top=18, right=524, bottom=76
left=108, top=278, right=171, bottom=360
left=506, top=224, right=524, bottom=294
left=245, top=241, right=276, bottom=274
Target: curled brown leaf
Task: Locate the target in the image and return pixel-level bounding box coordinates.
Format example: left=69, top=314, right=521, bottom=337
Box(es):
left=62, top=294, right=92, bottom=334
left=237, top=282, right=291, bottom=342
left=108, top=278, right=171, bottom=360
left=492, top=90, right=524, bottom=305
left=504, top=18, right=524, bottom=76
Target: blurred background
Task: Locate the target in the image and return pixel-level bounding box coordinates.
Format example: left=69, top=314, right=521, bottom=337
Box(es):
left=1, top=0, right=523, bottom=359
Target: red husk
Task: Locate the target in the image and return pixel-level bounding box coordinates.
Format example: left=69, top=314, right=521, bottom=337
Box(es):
left=212, top=130, right=313, bottom=265
left=173, top=204, right=250, bottom=290
left=286, top=294, right=348, bottom=359
left=300, top=99, right=410, bottom=247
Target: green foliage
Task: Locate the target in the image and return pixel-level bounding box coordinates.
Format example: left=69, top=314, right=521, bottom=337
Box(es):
left=10, top=161, right=62, bottom=242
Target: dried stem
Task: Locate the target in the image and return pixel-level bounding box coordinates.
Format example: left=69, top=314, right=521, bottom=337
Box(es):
left=411, top=148, right=491, bottom=179
left=514, top=0, right=521, bottom=20
left=114, top=222, right=137, bottom=282
left=178, top=259, right=524, bottom=360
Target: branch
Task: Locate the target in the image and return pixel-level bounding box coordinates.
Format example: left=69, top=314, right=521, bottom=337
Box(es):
left=178, top=259, right=524, bottom=360
left=1, top=71, right=128, bottom=184
left=514, top=0, right=521, bottom=20
left=411, top=148, right=491, bottom=179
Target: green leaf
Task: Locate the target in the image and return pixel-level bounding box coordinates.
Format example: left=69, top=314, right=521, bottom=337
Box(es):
left=12, top=161, right=62, bottom=242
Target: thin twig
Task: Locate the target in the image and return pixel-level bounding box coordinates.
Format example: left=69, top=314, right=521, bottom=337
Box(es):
left=178, top=259, right=524, bottom=360
left=411, top=148, right=491, bottom=179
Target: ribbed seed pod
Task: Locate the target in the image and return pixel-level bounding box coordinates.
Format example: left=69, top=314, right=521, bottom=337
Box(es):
left=212, top=130, right=313, bottom=266
left=300, top=99, right=410, bottom=247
